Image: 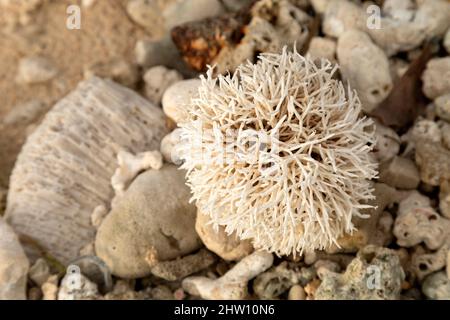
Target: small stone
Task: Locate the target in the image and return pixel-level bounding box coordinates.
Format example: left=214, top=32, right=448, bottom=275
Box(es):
left=394, top=192, right=450, bottom=250
left=316, top=246, right=405, bottom=300
left=440, top=181, right=450, bottom=219
left=29, top=258, right=50, bottom=287
left=28, top=287, right=43, bottom=300
left=422, top=57, right=450, bottom=100
left=163, top=0, right=224, bottom=30
left=82, top=0, right=96, bottom=8
left=372, top=121, right=400, bottom=163
left=135, top=36, right=182, bottom=70
left=444, top=28, right=450, bottom=54
left=84, top=59, right=138, bottom=88
left=196, top=210, right=253, bottom=261
left=309, top=0, right=329, bottom=15
left=143, top=66, right=183, bottom=105
left=411, top=119, right=442, bottom=144
left=422, top=271, right=450, bottom=300
left=2, top=100, right=47, bottom=126
left=160, top=129, right=183, bottom=165
left=337, top=30, right=393, bottom=113
left=379, top=156, right=420, bottom=189
left=307, top=37, right=336, bottom=62
left=126, top=0, right=163, bottom=29
left=41, top=275, right=59, bottom=300
left=0, top=218, right=29, bottom=300
left=58, top=272, right=99, bottom=300
left=435, top=94, right=450, bottom=123
left=151, top=285, right=173, bottom=300
left=95, top=165, right=201, bottom=278
left=288, top=284, right=306, bottom=300
left=150, top=249, right=216, bottom=281
left=17, top=56, right=58, bottom=84
left=90, top=205, right=108, bottom=229
left=253, top=263, right=298, bottom=299
left=162, top=79, right=201, bottom=124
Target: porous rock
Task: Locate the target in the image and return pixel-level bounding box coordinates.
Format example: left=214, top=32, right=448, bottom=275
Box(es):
left=95, top=165, right=201, bottom=279
left=196, top=210, right=254, bottom=261
left=316, top=245, right=405, bottom=300
left=162, top=79, right=201, bottom=124
left=0, top=218, right=29, bottom=300
left=422, top=271, right=450, bottom=300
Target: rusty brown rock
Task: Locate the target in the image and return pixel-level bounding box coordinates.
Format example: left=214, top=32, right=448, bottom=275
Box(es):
left=171, top=11, right=250, bottom=71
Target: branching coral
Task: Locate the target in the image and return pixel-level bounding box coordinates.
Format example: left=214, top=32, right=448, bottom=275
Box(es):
left=180, top=48, right=377, bottom=256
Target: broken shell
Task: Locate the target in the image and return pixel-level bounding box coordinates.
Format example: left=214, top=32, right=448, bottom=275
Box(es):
left=5, top=77, right=169, bottom=264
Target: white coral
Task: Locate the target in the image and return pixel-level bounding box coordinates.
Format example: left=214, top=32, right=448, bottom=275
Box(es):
left=180, top=48, right=378, bottom=256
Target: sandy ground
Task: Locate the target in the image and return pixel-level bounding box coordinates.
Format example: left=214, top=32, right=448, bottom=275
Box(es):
left=0, top=0, right=164, bottom=188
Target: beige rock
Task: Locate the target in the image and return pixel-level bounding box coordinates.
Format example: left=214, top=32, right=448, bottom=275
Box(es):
left=439, top=121, right=450, bottom=150
left=84, top=59, right=138, bottom=88
left=41, top=274, right=58, bottom=300
left=58, top=272, right=99, bottom=300
left=413, top=0, right=450, bottom=40
left=111, top=149, right=163, bottom=196
left=0, top=218, right=29, bottom=300
left=445, top=28, right=450, bottom=54
left=447, top=251, right=450, bottom=279
left=322, top=0, right=365, bottom=38
left=309, top=0, right=328, bottom=15
left=435, top=94, right=450, bottom=123
left=411, top=119, right=442, bottom=144
left=327, top=183, right=398, bottom=253
left=90, top=205, right=108, bottom=229
left=422, top=271, right=450, bottom=300
left=162, top=79, right=201, bottom=124
left=5, top=77, right=168, bottom=264
left=150, top=249, right=216, bottom=281
left=16, top=56, right=58, bottom=84
left=2, top=100, right=47, bottom=126
left=373, top=122, right=400, bottom=162
left=288, top=284, right=306, bottom=300
left=163, top=0, right=224, bottom=30
left=126, top=0, right=164, bottom=30
left=337, top=30, right=393, bottom=113
left=415, top=141, right=450, bottom=186
left=95, top=165, right=201, bottom=279
left=160, top=129, right=183, bottom=165
left=379, top=156, right=420, bottom=189
left=394, top=193, right=450, bottom=250
left=422, top=57, right=450, bottom=100
left=196, top=210, right=253, bottom=261
left=29, top=258, right=50, bottom=287
left=440, top=181, right=450, bottom=219
left=182, top=251, right=273, bottom=300
left=143, top=66, right=183, bottom=105
left=412, top=242, right=449, bottom=280
left=307, top=37, right=336, bottom=62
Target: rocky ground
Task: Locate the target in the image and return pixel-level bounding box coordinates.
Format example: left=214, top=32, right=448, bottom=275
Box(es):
left=1, top=0, right=450, bottom=300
